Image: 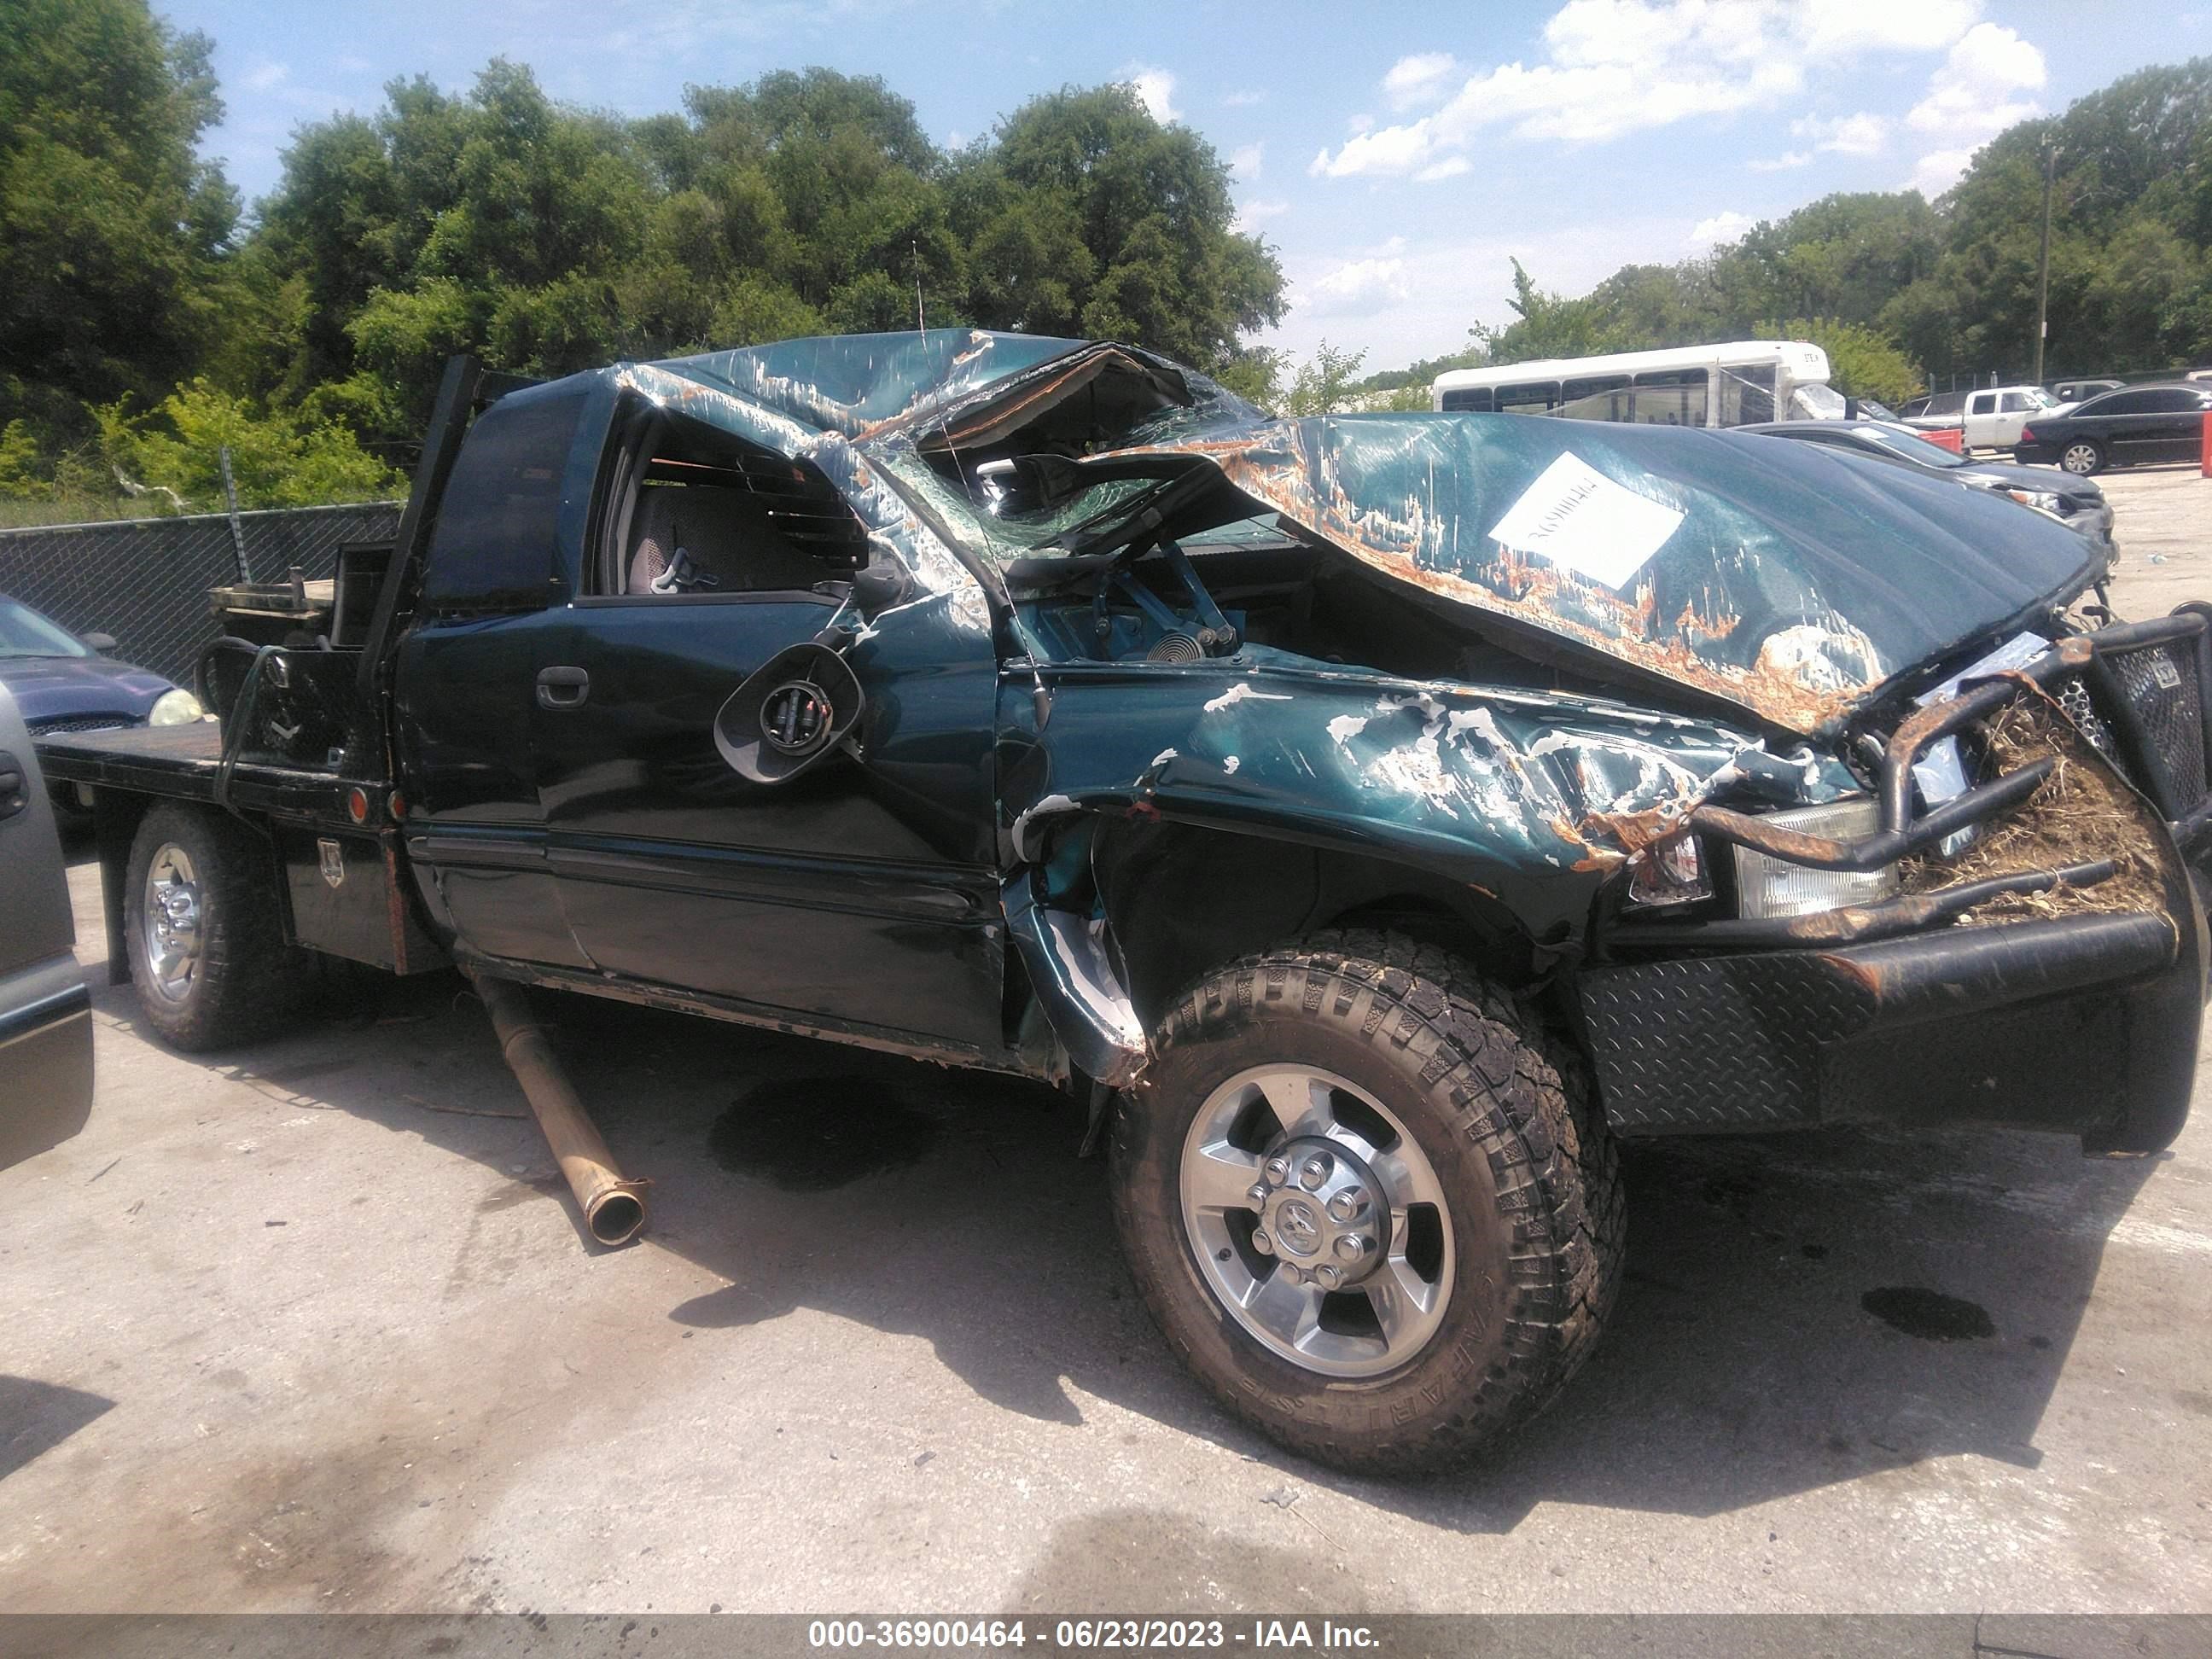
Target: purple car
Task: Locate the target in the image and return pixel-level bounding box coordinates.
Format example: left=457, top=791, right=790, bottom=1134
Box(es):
left=0, top=595, right=205, bottom=821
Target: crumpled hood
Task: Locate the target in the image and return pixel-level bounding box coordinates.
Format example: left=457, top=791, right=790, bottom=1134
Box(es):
left=662, top=332, right=2096, bottom=737
left=1112, top=410, right=2096, bottom=737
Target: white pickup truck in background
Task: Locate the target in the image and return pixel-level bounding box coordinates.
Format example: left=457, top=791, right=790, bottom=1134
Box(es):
left=1958, top=386, right=2074, bottom=451
left=1901, top=385, right=2078, bottom=451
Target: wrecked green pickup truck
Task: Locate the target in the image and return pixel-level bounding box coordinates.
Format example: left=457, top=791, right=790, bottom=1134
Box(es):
left=38, top=332, right=2207, bottom=1475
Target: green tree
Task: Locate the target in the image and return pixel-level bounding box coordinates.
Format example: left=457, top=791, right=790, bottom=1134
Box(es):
left=1471, top=259, right=1630, bottom=363
left=976, top=84, right=1284, bottom=367
left=1280, top=341, right=1366, bottom=416
left=1753, top=318, right=1924, bottom=404
left=95, top=379, right=399, bottom=509
left=0, top=0, right=237, bottom=442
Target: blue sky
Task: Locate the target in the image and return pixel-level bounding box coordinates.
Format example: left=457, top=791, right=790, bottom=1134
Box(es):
left=171, top=0, right=2185, bottom=374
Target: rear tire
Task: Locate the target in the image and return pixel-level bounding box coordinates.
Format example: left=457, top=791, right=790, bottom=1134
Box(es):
left=2060, top=439, right=2105, bottom=476
left=124, top=803, right=309, bottom=1051
left=1109, top=929, right=1622, bottom=1476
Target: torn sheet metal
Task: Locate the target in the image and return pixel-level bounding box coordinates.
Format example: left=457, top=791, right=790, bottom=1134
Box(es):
left=1003, top=869, right=1149, bottom=1087
left=610, top=361, right=986, bottom=614
left=998, top=661, right=1847, bottom=944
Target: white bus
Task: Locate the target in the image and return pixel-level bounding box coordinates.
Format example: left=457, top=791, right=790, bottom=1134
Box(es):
left=1430, top=340, right=1843, bottom=428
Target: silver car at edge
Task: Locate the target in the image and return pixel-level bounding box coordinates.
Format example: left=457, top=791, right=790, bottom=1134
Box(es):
left=0, top=682, right=93, bottom=1168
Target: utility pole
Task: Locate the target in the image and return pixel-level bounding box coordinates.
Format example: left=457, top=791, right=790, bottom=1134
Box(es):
left=2033, top=143, right=2058, bottom=386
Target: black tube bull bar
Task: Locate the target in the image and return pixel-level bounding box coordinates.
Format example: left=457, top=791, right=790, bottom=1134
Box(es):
left=1579, top=609, right=2212, bottom=1155
left=1692, top=610, right=2212, bottom=871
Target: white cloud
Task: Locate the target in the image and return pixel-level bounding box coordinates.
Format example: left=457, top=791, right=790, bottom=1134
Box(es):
left=1229, top=142, right=1264, bottom=182
left=1222, top=88, right=1266, bottom=108
left=1126, top=67, right=1179, bottom=125
left=1749, top=150, right=1813, bottom=172
left=242, top=60, right=290, bottom=92
left=1909, top=147, right=1977, bottom=195
left=1263, top=215, right=1684, bottom=365
left=1311, top=0, right=1989, bottom=179
left=1798, top=0, right=1984, bottom=54
left=1905, top=23, right=2045, bottom=195
left=1793, top=111, right=1889, bottom=155
left=1414, top=156, right=1472, bottom=183
left=1382, top=52, right=1460, bottom=110
left=1907, top=22, right=2045, bottom=137
left=1307, top=253, right=1412, bottom=317
left=1687, top=210, right=1755, bottom=247
left=1232, top=198, right=1290, bottom=232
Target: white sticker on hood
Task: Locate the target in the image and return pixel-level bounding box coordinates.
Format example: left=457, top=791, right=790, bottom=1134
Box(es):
left=1486, top=451, right=1685, bottom=591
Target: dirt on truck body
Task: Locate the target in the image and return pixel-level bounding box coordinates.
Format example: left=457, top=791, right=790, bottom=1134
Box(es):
left=37, top=330, right=2210, bottom=1476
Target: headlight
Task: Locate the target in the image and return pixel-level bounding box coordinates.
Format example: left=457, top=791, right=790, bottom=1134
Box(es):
left=2004, top=486, right=2064, bottom=515
left=147, top=688, right=206, bottom=726
left=1733, top=795, right=1901, bottom=919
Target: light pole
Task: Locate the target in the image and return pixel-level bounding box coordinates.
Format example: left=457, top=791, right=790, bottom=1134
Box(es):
left=2033, top=142, right=2058, bottom=385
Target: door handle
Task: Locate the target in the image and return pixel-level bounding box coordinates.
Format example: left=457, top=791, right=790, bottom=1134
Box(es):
left=0, top=754, right=24, bottom=821
left=536, top=667, right=591, bottom=710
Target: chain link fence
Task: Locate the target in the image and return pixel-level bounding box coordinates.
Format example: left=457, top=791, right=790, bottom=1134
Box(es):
left=0, top=501, right=402, bottom=686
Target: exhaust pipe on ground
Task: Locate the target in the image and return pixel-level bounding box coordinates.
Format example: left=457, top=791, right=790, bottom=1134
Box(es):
left=469, top=971, right=649, bottom=1247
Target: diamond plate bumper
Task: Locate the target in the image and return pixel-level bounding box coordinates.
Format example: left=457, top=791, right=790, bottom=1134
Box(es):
left=1578, top=907, right=2200, bottom=1154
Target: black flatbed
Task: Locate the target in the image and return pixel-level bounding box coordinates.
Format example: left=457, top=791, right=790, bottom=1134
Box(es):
left=37, top=720, right=344, bottom=816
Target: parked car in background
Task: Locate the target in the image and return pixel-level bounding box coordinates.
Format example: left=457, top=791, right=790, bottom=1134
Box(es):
left=2014, top=383, right=2212, bottom=475
left=1956, top=385, right=2072, bottom=452
left=0, top=682, right=93, bottom=1171
left=0, top=596, right=205, bottom=824
left=1737, top=419, right=2116, bottom=565
left=2051, top=377, right=2123, bottom=405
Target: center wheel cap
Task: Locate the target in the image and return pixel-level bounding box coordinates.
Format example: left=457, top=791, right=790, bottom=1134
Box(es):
left=1250, top=1136, right=1390, bottom=1289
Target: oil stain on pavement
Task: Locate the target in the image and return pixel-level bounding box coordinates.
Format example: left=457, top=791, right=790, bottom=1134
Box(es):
left=1860, top=1286, right=1997, bottom=1341
left=710, top=1077, right=939, bottom=1190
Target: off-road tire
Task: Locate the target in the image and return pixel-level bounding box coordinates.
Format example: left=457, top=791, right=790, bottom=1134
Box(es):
left=124, top=803, right=309, bottom=1051
left=1110, top=929, right=1623, bottom=1476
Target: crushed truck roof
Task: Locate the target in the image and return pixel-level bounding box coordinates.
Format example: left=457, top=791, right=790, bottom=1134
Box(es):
left=657, top=330, right=2098, bottom=736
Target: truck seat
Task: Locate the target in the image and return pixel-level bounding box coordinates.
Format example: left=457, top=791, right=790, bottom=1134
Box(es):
left=626, top=484, right=822, bottom=595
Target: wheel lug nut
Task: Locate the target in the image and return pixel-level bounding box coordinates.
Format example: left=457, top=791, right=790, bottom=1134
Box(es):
left=1326, top=1192, right=1366, bottom=1222
left=1251, top=1230, right=1273, bottom=1254
left=1298, top=1155, right=1331, bottom=1190
left=1247, top=1183, right=1271, bottom=1205
left=1334, top=1234, right=1371, bottom=1261
left=1263, top=1155, right=1290, bottom=1184
left=1315, top=1265, right=1342, bottom=1289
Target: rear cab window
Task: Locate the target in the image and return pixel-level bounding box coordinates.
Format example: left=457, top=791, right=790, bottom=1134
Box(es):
left=422, top=378, right=608, bottom=614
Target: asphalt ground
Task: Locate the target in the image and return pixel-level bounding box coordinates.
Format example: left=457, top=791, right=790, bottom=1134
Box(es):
left=2, top=464, right=2209, bottom=1619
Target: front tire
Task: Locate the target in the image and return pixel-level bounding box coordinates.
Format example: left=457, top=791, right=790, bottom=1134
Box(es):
left=1109, top=931, right=1622, bottom=1476
left=2061, top=439, right=2106, bottom=476
left=124, top=803, right=309, bottom=1051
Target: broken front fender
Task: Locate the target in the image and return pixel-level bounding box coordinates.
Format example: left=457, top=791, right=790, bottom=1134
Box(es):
left=1000, top=660, right=1814, bottom=949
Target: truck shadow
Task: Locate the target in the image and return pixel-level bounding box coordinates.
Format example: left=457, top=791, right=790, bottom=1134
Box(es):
left=88, top=957, right=2175, bottom=1533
